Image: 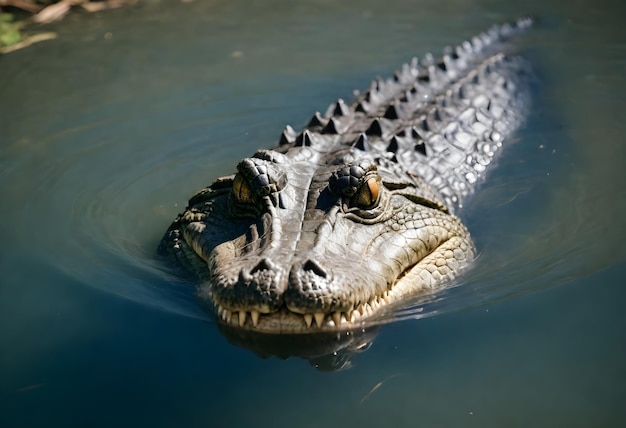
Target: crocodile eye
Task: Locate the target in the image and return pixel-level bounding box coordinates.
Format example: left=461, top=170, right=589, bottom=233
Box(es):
left=329, top=163, right=383, bottom=212
left=351, top=175, right=381, bottom=209
left=232, top=174, right=255, bottom=205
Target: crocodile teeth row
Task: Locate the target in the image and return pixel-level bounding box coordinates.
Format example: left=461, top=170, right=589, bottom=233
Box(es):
left=217, top=306, right=261, bottom=327
left=301, top=291, right=392, bottom=328
left=216, top=290, right=392, bottom=329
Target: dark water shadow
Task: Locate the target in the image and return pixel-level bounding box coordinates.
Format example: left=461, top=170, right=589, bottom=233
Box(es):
left=217, top=323, right=380, bottom=371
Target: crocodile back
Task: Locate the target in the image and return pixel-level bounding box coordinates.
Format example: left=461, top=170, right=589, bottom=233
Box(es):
left=276, top=18, right=533, bottom=212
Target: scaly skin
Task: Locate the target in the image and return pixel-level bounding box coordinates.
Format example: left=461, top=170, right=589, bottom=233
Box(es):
left=159, top=19, right=532, bottom=333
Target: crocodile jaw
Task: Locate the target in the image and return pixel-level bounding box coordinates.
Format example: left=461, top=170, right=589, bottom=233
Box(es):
left=205, top=231, right=475, bottom=334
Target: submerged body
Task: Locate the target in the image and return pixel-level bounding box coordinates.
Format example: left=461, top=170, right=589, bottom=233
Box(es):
left=159, top=19, right=532, bottom=333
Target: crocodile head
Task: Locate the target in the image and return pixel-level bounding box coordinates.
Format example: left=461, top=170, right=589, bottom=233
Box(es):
left=160, top=145, right=475, bottom=333
left=157, top=19, right=536, bottom=333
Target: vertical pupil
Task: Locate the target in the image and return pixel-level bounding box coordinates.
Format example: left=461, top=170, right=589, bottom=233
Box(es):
left=366, top=177, right=379, bottom=203
left=353, top=176, right=380, bottom=209
left=233, top=175, right=253, bottom=204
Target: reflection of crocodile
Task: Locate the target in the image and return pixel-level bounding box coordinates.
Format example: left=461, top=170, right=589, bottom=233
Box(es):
left=159, top=19, right=532, bottom=333
left=217, top=323, right=379, bottom=371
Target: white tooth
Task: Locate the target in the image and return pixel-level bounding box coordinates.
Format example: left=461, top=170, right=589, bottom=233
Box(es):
left=350, top=310, right=360, bottom=322
left=238, top=311, right=247, bottom=327
left=217, top=305, right=223, bottom=318
left=363, top=303, right=372, bottom=315
left=332, top=312, right=342, bottom=326
left=346, top=310, right=353, bottom=323
left=341, top=313, right=347, bottom=324
left=304, top=314, right=313, bottom=328
left=357, top=304, right=365, bottom=315
left=251, top=310, right=260, bottom=327
left=224, top=310, right=232, bottom=322
left=314, top=312, right=325, bottom=328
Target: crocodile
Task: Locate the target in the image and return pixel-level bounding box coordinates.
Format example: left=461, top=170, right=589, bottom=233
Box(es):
left=158, top=18, right=533, bottom=334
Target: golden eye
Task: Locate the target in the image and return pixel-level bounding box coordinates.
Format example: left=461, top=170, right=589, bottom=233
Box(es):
left=232, top=174, right=255, bottom=205
left=351, top=175, right=381, bottom=209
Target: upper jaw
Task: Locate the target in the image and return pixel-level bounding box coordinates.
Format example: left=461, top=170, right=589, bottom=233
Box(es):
left=204, top=241, right=398, bottom=331
left=207, top=265, right=399, bottom=333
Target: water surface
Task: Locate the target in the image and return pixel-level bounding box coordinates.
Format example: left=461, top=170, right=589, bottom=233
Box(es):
left=1, top=0, right=625, bottom=426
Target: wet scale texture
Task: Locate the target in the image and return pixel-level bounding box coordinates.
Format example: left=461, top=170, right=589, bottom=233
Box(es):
left=159, top=18, right=532, bottom=333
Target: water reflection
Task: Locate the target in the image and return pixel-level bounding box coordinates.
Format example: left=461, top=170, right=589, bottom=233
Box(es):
left=218, top=324, right=379, bottom=371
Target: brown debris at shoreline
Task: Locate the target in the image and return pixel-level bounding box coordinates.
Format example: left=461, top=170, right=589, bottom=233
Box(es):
left=2, top=0, right=136, bottom=23
left=0, top=0, right=136, bottom=53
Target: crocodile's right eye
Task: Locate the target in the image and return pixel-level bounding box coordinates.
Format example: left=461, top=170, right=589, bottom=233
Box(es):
left=351, top=174, right=381, bottom=209
left=232, top=174, right=255, bottom=205
left=329, top=162, right=385, bottom=214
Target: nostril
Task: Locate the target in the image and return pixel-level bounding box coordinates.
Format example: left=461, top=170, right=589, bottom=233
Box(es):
left=302, top=259, right=327, bottom=278
left=250, top=258, right=274, bottom=274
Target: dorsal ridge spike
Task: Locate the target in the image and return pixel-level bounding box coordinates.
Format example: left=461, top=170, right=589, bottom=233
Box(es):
left=432, top=107, right=443, bottom=122
left=437, top=58, right=447, bottom=72
left=458, top=84, right=469, bottom=99
left=369, top=80, right=378, bottom=92
left=321, top=117, right=340, bottom=135
left=453, top=45, right=463, bottom=59
left=386, top=136, right=399, bottom=154
left=383, top=104, right=399, bottom=120
left=461, top=40, right=473, bottom=55
left=417, top=72, right=431, bottom=84
left=307, top=112, right=326, bottom=128
left=472, top=72, right=480, bottom=85
left=422, top=52, right=434, bottom=66
left=441, top=96, right=450, bottom=108
left=365, top=118, right=384, bottom=137
left=280, top=125, right=297, bottom=145
left=410, top=126, right=421, bottom=139
left=352, top=133, right=370, bottom=151
left=414, top=139, right=427, bottom=156
left=279, top=129, right=293, bottom=145
left=355, top=101, right=369, bottom=113
left=294, top=130, right=313, bottom=147
left=331, top=98, right=350, bottom=117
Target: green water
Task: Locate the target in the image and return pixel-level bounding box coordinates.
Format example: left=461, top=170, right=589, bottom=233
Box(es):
left=1, top=0, right=625, bottom=426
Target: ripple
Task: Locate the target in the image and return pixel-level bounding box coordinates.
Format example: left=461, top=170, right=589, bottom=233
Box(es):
left=46, top=145, right=210, bottom=319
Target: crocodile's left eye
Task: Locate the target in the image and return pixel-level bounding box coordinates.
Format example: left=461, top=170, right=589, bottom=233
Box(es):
left=351, top=175, right=381, bottom=209
left=232, top=173, right=255, bottom=205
